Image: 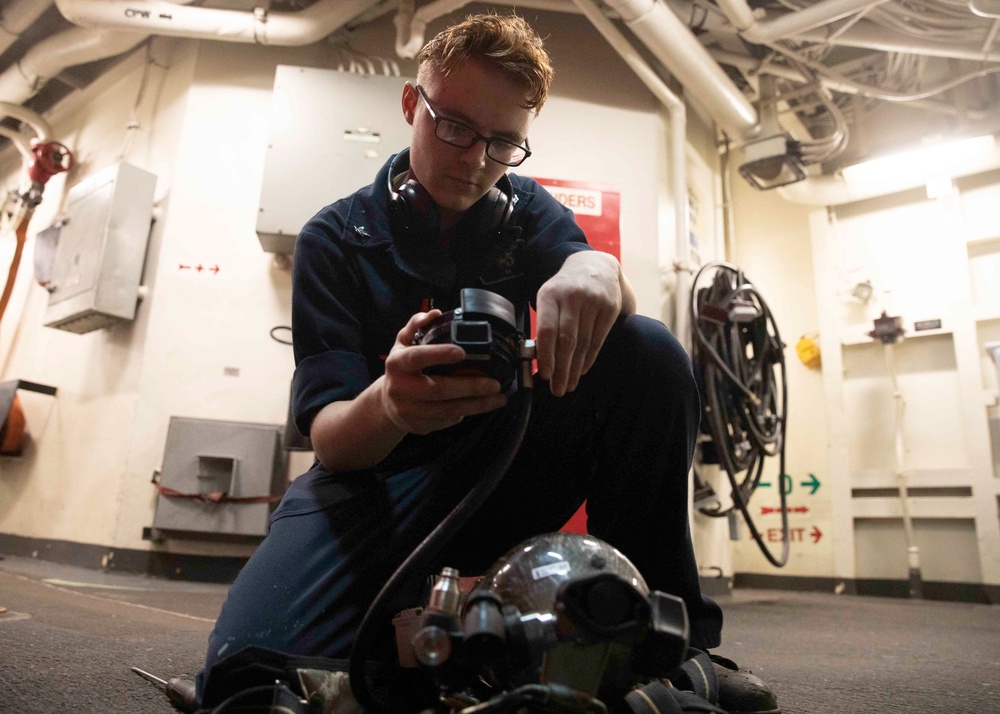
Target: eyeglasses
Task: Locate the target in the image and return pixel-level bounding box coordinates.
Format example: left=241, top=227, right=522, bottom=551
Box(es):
left=415, top=84, right=532, bottom=167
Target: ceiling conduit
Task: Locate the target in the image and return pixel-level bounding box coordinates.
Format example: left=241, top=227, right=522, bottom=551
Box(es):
left=0, top=26, right=155, bottom=104
left=714, top=0, right=892, bottom=44
left=794, top=22, right=1000, bottom=62
left=54, top=0, right=384, bottom=45
left=570, top=0, right=693, bottom=345
left=0, top=0, right=383, bottom=108
left=603, top=0, right=758, bottom=139
left=707, top=48, right=986, bottom=120
left=0, top=0, right=53, bottom=57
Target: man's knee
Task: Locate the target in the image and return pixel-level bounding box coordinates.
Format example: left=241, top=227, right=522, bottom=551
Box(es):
left=604, top=315, right=698, bottom=400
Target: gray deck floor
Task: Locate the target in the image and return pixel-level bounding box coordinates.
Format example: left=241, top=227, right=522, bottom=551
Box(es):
left=1, top=554, right=997, bottom=713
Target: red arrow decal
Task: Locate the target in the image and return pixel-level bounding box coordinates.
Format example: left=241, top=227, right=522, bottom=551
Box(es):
left=209, top=264, right=220, bottom=275
left=761, top=506, right=810, bottom=515
left=810, top=525, right=823, bottom=543
left=179, top=264, right=190, bottom=270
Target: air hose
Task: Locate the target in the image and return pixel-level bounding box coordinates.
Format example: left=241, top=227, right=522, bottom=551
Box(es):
left=690, top=262, right=789, bottom=568
left=348, top=372, right=534, bottom=713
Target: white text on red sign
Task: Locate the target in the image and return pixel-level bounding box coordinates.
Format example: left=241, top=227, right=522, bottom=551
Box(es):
left=542, top=186, right=603, bottom=217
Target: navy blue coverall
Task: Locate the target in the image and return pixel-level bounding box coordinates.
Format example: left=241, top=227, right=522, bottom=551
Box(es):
left=200, top=153, right=723, bottom=686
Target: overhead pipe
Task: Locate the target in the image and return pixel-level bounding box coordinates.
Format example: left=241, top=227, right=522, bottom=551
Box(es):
left=393, top=0, right=599, bottom=58
left=714, top=0, right=892, bottom=45
left=0, top=102, right=52, bottom=141
left=0, top=0, right=383, bottom=109
left=657, top=0, right=1000, bottom=65
left=0, top=127, right=33, bottom=160
left=795, top=22, right=1000, bottom=62
left=569, top=0, right=692, bottom=345
left=394, top=0, right=470, bottom=58
left=708, top=48, right=988, bottom=120
left=0, top=0, right=53, bottom=58
left=54, top=0, right=384, bottom=46
left=0, top=26, right=152, bottom=105
left=603, top=0, right=758, bottom=140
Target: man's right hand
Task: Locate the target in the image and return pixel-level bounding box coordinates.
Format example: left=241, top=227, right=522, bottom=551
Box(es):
left=379, top=310, right=509, bottom=435
left=311, top=310, right=509, bottom=472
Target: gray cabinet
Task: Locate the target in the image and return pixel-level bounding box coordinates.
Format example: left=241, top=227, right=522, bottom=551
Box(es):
left=150, top=417, right=287, bottom=540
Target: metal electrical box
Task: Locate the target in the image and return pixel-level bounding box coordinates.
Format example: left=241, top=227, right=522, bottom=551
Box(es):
left=44, top=162, right=157, bottom=334
left=150, top=417, right=287, bottom=540
left=256, top=67, right=411, bottom=254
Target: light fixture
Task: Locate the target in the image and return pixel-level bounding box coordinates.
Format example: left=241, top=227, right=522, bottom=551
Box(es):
left=738, top=74, right=808, bottom=190
left=839, top=134, right=997, bottom=187
left=738, top=134, right=807, bottom=190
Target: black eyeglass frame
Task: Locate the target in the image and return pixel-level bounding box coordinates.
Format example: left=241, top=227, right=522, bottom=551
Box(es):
left=414, top=84, right=532, bottom=167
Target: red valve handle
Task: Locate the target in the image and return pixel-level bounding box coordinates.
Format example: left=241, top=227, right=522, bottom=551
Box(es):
left=28, top=141, right=74, bottom=185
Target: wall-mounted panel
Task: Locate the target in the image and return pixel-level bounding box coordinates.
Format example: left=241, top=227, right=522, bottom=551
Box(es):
left=855, top=518, right=982, bottom=583
left=44, top=162, right=157, bottom=334
left=256, top=67, right=411, bottom=254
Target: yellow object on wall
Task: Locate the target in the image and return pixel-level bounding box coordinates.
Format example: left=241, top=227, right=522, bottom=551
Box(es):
left=796, top=335, right=822, bottom=369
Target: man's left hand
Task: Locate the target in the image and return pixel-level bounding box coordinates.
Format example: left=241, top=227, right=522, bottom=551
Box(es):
left=534, top=251, right=635, bottom=397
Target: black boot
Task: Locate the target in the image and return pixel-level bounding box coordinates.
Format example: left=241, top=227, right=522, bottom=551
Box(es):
left=709, top=653, right=781, bottom=714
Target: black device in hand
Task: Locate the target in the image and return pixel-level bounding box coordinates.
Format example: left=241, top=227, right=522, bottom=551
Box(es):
left=413, top=288, right=529, bottom=393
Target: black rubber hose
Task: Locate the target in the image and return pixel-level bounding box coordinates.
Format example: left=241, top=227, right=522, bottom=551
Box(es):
left=690, top=262, right=789, bottom=567
left=348, top=386, right=534, bottom=713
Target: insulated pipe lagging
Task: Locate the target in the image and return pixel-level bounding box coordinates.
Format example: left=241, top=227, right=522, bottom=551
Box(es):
left=0, top=0, right=53, bottom=58
left=603, top=0, right=758, bottom=139
left=55, top=0, right=383, bottom=45
left=714, top=0, right=892, bottom=44
left=0, top=103, right=51, bottom=141
left=568, top=0, right=691, bottom=344
left=883, top=342, right=923, bottom=599
left=794, top=22, right=1000, bottom=62
left=0, top=26, right=148, bottom=105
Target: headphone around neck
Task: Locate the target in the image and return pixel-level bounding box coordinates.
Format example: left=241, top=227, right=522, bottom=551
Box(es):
left=387, top=148, right=514, bottom=244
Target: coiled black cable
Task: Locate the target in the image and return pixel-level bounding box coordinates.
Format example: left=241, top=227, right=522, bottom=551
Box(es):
left=690, top=262, right=789, bottom=567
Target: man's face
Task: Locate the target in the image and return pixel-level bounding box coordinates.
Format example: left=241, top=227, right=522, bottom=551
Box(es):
left=402, top=59, right=534, bottom=221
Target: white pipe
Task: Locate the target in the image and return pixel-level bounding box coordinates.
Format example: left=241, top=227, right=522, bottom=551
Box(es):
left=796, top=22, right=1000, bottom=62
left=661, top=0, right=1000, bottom=65
left=883, top=341, right=922, bottom=598
left=0, top=26, right=149, bottom=104
left=708, top=48, right=987, bottom=120
left=55, top=0, right=383, bottom=46
left=604, top=0, right=758, bottom=139
left=0, top=102, right=52, bottom=140
left=0, top=126, right=34, bottom=160
left=715, top=0, right=891, bottom=44
left=394, top=0, right=471, bottom=59
left=0, top=0, right=53, bottom=58
left=569, top=0, right=692, bottom=345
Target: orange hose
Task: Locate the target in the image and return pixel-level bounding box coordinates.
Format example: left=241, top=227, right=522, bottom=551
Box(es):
left=0, top=211, right=32, bottom=323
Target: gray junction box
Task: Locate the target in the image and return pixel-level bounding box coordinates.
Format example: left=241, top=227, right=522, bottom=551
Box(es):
left=44, top=162, right=157, bottom=334
left=150, top=417, right=287, bottom=540
left=256, top=67, right=411, bottom=254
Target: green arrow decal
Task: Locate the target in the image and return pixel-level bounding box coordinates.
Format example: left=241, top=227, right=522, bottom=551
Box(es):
left=800, top=473, right=820, bottom=495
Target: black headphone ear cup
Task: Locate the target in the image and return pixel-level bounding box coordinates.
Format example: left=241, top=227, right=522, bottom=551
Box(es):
left=476, top=174, right=514, bottom=240
left=387, top=149, right=440, bottom=238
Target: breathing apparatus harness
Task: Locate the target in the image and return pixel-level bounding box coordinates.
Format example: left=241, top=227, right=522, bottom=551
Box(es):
left=690, top=262, right=789, bottom=568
